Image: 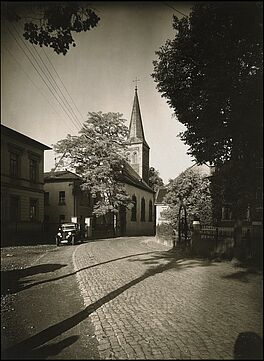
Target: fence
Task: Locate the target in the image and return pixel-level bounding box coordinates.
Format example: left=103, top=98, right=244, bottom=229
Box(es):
left=155, top=222, right=262, bottom=265
left=197, top=224, right=263, bottom=261
left=1, top=221, right=115, bottom=247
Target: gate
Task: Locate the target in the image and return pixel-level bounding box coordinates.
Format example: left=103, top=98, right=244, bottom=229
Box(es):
left=178, top=204, right=189, bottom=247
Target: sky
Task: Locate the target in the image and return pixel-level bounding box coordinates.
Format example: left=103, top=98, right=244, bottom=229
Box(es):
left=1, top=1, right=195, bottom=184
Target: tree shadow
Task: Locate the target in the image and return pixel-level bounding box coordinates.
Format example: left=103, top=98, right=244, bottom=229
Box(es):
left=127, top=249, right=215, bottom=271
left=1, top=264, right=67, bottom=296
left=5, top=251, right=160, bottom=293
left=221, top=271, right=250, bottom=283
left=234, top=332, right=263, bottom=359
left=3, top=250, right=215, bottom=359
left=221, top=267, right=262, bottom=283
left=2, top=335, right=79, bottom=360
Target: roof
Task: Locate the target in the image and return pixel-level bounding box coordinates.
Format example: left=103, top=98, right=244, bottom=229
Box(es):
left=44, top=165, right=155, bottom=193
left=185, top=163, right=213, bottom=177
left=1, top=124, right=52, bottom=150
left=44, top=170, right=81, bottom=182
left=118, top=161, right=155, bottom=194
left=155, top=187, right=168, bottom=204
left=128, top=89, right=149, bottom=148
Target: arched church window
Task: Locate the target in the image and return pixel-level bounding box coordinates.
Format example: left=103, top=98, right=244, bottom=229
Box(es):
left=149, top=200, right=153, bottom=222
left=131, top=195, right=137, bottom=221
left=141, top=197, right=145, bottom=222
left=132, top=151, right=137, bottom=163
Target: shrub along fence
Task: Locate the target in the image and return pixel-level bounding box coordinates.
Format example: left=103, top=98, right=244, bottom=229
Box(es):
left=156, top=222, right=263, bottom=266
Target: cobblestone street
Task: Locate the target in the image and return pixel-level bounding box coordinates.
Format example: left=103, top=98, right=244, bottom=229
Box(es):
left=73, top=237, right=263, bottom=360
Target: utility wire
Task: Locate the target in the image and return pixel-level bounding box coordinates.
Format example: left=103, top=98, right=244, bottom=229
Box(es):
left=2, top=43, right=67, bottom=125
left=42, top=47, right=86, bottom=124
left=12, top=23, right=82, bottom=131
left=7, top=24, right=79, bottom=133
left=16, top=24, right=85, bottom=127
left=31, top=44, right=83, bottom=129
left=162, top=2, right=188, bottom=17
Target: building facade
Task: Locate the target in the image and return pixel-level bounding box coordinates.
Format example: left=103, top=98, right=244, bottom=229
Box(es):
left=121, top=86, right=155, bottom=236
left=1, top=124, right=51, bottom=245
left=44, top=170, right=93, bottom=225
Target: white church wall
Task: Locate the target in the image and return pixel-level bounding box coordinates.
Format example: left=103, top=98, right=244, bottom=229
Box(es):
left=124, top=183, right=155, bottom=236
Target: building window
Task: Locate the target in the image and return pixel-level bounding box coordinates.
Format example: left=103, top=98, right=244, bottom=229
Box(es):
left=221, top=205, right=232, bottom=220
left=126, top=152, right=131, bottom=163
left=29, top=199, right=38, bottom=221
left=29, top=158, right=38, bottom=182
left=131, top=195, right=137, bottom=221
left=59, top=214, right=65, bottom=224
left=44, top=192, right=49, bottom=206
left=10, top=196, right=20, bottom=221
left=141, top=197, right=145, bottom=222
left=149, top=200, right=153, bottom=222
left=132, top=151, right=138, bottom=163
left=10, top=152, right=19, bottom=177
left=59, top=191, right=65, bottom=205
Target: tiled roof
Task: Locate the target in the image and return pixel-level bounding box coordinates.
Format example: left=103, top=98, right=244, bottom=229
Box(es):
left=44, top=170, right=81, bottom=181
left=118, top=162, right=155, bottom=194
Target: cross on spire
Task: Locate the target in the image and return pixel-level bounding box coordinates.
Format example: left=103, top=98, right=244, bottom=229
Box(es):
left=133, top=77, right=140, bottom=91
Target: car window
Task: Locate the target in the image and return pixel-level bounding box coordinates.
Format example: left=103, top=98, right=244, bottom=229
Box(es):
left=61, top=225, right=76, bottom=231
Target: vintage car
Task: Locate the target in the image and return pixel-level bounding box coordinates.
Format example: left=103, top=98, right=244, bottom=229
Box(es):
left=56, top=222, right=84, bottom=246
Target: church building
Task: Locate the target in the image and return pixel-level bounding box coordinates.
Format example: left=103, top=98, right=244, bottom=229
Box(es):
left=114, top=85, right=156, bottom=237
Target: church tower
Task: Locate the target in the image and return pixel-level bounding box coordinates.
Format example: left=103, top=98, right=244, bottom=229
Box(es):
left=127, top=85, right=150, bottom=184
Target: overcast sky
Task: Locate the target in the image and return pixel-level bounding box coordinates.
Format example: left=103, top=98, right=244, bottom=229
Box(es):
left=1, top=1, right=195, bottom=184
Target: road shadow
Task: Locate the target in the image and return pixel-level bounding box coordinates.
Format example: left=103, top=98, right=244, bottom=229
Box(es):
left=127, top=248, right=215, bottom=271
left=1, top=264, right=67, bottom=296
left=2, top=335, right=79, bottom=360
left=3, top=249, right=215, bottom=359
left=221, top=268, right=262, bottom=283
left=8, top=251, right=161, bottom=292
left=234, top=332, right=263, bottom=359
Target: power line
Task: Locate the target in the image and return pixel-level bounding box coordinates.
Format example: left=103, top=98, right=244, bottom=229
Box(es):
left=2, top=43, right=68, bottom=126
left=162, top=2, right=188, bottom=17
left=30, top=44, right=83, bottom=129
left=42, top=47, right=86, bottom=124
left=32, top=46, right=83, bottom=129
left=7, top=24, right=80, bottom=133
left=12, top=23, right=82, bottom=131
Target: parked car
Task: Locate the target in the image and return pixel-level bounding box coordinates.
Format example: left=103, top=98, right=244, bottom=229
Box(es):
left=56, top=222, right=84, bottom=246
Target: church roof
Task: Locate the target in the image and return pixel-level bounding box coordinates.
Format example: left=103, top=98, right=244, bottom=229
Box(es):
left=128, top=88, right=149, bottom=148
left=118, top=161, right=155, bottom=194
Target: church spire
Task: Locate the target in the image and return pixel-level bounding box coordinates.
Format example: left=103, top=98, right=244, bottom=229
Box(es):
left=128, top=86, right=149, bottom=147
left=127, top=82, right=150, bottom=183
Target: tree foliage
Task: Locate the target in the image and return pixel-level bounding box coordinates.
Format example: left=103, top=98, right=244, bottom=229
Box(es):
left=148, top=166, right=164, bottom=192
left=3, top=2, right=100, bottom=55
left=152, top=2, right=263, bottom=167
left=162, top=167, right=213, bottom=228
left=53, top=112, right=133, bottom=216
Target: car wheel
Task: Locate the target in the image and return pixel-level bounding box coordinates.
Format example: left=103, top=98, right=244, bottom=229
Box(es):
left=56, top=237, right=60, bottom=246
left=71, top=236, right=75, bottom=245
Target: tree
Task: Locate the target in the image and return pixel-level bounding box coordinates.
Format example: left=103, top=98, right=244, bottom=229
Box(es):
left=148, top=166, right=164, bottom=192
left=162, top=167, right=213, bottom=229
left=53, top=111, right=133, bottom=217
left=152, top=2, right=262, bottom=167
left=152, top=2, right=263, bottom=243
left=2, top=2, right=100, bottom=55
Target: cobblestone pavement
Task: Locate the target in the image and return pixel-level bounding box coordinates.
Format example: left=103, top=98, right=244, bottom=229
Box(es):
left=73, top=237, right=263, bottom=360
